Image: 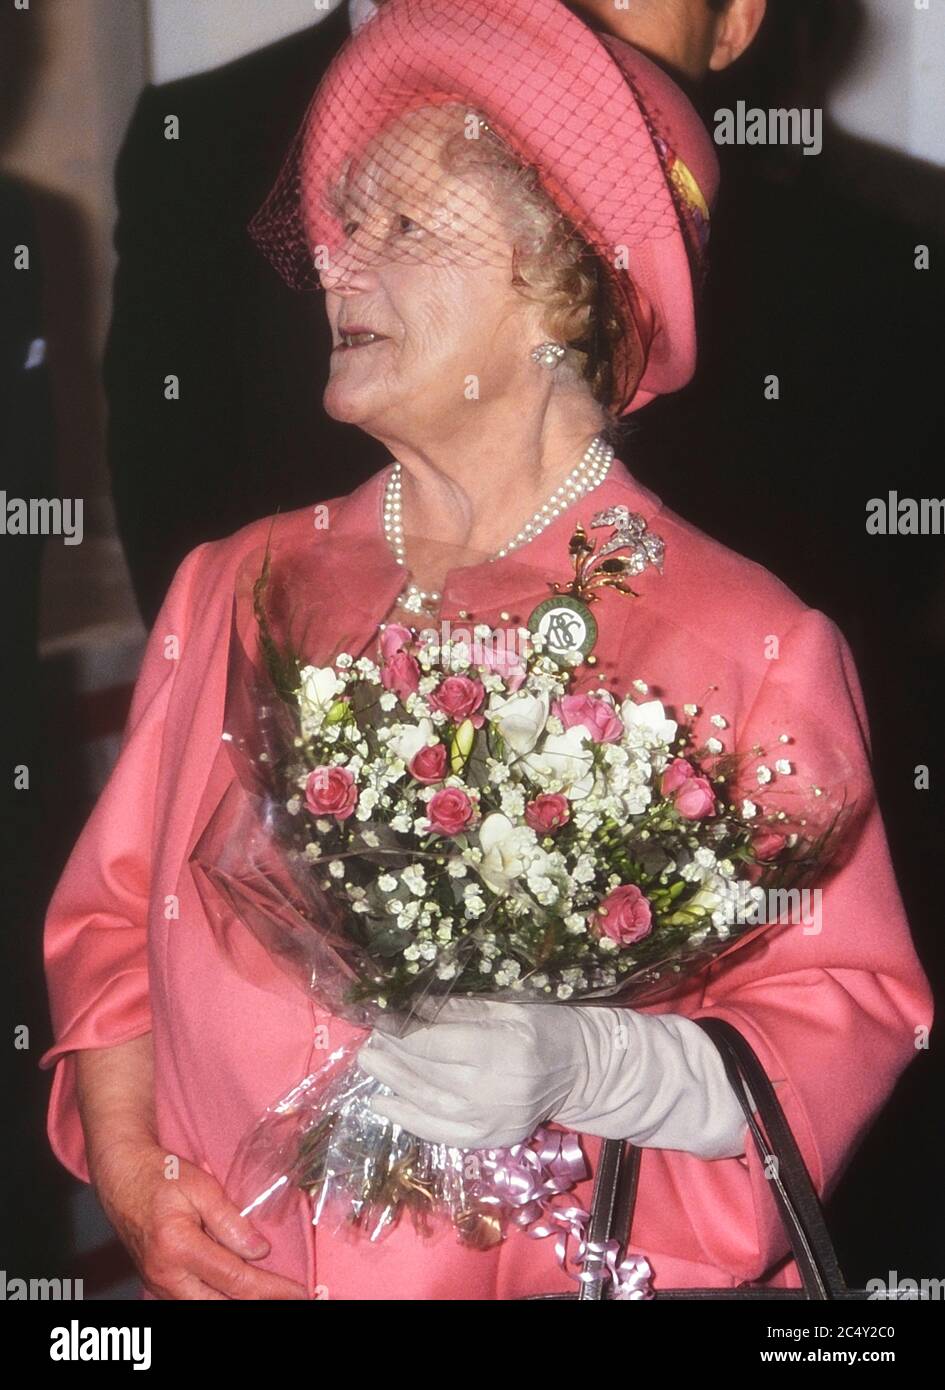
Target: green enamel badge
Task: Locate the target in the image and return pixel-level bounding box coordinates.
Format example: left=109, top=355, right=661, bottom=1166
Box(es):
left=527, top=595, right=598, bottom=665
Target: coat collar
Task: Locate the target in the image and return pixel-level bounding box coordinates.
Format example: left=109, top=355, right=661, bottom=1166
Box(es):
left=316, top=453, right=666, bottom=632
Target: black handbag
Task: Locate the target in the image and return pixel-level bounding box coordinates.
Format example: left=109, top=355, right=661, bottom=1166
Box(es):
left=523, top=1016, right=874, bottom=1300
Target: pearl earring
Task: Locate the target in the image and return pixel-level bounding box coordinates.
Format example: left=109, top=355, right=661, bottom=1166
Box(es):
left=530, top=342, right=566, bottom=368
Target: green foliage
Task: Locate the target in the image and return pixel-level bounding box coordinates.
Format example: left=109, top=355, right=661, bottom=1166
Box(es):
left=253, top=528, right=303, bottom=705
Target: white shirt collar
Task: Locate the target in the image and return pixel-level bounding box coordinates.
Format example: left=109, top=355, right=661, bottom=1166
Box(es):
left=348, top=0, right=379, bottom=33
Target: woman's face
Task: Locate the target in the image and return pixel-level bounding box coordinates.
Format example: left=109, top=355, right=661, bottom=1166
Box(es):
left=318, top=108, right=548, bottom=442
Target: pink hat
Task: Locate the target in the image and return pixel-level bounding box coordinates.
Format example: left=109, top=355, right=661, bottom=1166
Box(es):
left=249, top=0, right=719, bottom=416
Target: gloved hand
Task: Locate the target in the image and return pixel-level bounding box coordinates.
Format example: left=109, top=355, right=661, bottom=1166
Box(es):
left=358, top=998, right=749, bottom=1158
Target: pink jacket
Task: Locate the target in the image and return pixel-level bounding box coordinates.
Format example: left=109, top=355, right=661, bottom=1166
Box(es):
left=41, top=458, right=933, bottom=1298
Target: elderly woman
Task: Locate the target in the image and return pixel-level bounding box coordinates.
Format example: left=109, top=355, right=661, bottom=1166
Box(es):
left=42, top=0, right=930, bottom=1301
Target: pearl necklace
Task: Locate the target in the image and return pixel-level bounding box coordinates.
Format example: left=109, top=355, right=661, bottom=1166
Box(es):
left=383, top=435, right=614, bottom=616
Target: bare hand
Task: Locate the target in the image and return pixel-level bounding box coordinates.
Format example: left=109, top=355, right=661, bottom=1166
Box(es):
left=91, top=1139, right=309, bottom=1300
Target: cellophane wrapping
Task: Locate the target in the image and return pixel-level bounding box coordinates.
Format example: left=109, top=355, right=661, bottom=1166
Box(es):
left=189, top=526, right=860, bottom=1259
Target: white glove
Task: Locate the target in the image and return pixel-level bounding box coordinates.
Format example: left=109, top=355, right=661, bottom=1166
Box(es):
left=359, top=998, right=749, bottom=1159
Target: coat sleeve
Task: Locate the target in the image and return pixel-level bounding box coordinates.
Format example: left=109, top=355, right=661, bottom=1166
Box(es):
left=641, top=606, right=934, bottom=1282
left=38, top=542, right=209, bottom=1183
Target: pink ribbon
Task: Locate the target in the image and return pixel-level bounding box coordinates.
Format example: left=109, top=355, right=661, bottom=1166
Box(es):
left=474, top=1127, right=655, bottom=1299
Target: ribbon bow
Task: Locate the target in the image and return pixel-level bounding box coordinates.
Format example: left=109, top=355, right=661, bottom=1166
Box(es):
left=473, top=1127, right=655, bottom=1299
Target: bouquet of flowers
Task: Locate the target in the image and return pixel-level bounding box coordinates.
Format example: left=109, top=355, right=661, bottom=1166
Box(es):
left=190, top=529, right=854, bottom=1273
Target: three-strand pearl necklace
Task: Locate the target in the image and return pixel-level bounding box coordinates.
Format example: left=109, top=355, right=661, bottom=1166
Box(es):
left=383, top=434, right=614, bottom=617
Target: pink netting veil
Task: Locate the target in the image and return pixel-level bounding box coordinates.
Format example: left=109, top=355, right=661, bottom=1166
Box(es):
left=247, top=0, right=720, bottom=414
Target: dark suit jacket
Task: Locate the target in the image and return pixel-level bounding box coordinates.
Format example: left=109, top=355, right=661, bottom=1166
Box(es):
left=1, top=175, right=53, bottom=773
left=1, top=174, right=60, bottom=1271
left=103, top=4, right=387, bottom=627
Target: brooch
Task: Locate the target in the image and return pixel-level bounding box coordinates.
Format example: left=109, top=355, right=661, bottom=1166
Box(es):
left=527, top=505, right=664, bottom=666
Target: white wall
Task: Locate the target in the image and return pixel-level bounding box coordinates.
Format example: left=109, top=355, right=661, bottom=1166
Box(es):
left=147, top=0, right=945, bottom=167
left=829, top=0, right=945, bottom=167
left=148, top=0, right=343, bottom=82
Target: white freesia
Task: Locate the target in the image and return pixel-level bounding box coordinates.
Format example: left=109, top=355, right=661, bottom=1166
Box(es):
left=620, top=697, right=677, bottom=747
left=476, top=812, right=539, bottom=894
left=687, top=885, right=722, bottom=915
left=298, top=665, right=346, bottom=728
left=386, top=717, right=436, bottom=767
left=487, top=689, right=549, bottom=755
left=522, top=726, right=596, bottom=800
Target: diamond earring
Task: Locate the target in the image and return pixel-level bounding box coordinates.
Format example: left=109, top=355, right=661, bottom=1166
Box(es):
left=530, top=342, right=566, bottom=368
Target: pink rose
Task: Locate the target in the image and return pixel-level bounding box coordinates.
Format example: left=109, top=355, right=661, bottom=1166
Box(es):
left=660, top=757, right=695, bottom=796
left=525, top=793, right=570, bottom=834
left=305, top=765, right=358, bottom=820
left=379, top=624, right=413, bottom=661
left=752, top=829, right=787, bottom=862
left=470, top=640, right=527, bottom=692
left=554, top=693, right=623, bottom=744
left=426, top=787, right=476, bottom=837
left=674, top=775, right=716, bottom=820
left=592, top=884, right=653, bottom=946
left=429, top=675, right=485, bottom=727
left=381, top=650, right=421, bottom=703
left=409, top=742, right=448, bottom=784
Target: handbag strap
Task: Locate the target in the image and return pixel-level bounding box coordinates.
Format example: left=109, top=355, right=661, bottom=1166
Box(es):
left=580, top=1015, right=849, bottom=1300
left=696, top=1016, right=848, bottom=1298
left=576, top=1133, right=628, bottom=1300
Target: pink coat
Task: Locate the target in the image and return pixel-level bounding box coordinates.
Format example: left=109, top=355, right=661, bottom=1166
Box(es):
left=41, top=457, right=933, bottom=1298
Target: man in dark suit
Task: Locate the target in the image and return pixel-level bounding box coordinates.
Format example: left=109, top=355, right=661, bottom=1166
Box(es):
left=104, top=1, right=390, bottom=626
left=103, top=0, right=766, bottom=627
left=1, top=173, right=61, bottom=1275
